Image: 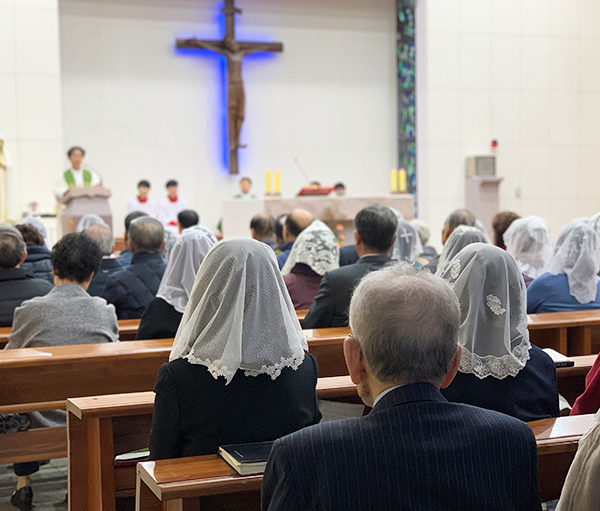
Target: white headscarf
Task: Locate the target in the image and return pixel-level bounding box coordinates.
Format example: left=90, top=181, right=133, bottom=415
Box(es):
left=281, top=220, right=339, bottom=276
left=435, top=225, right=488, bottom=276
left=392, top=219, right=423, bottom=262
left=76, top=214, right=107, bottom=232
left=156, top=228, right=217, bottom=313
left=504, top=216, right=553, bottom=279
left=22, top=216, right=50, bottom=249
left=546, top=220, right=600, bottom=304
left=170, top=239, right=307, bottom=384
left=441, top=243, right=531, bottom=380
left=588, top=212, right=600, bottom=242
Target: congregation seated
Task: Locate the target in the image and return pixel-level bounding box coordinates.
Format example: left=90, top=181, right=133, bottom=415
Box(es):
left=117, top=210, right=148, bottom=267
left=392, top=218, right=423, bottom=264
left=425, top=208, right=476, bottom=273
left=434, top=224, right=488, bottom=276
left=282, top=220, right=339, bottom=310
left=276, top=209, right=314, bottom=269
left=22, top=216, right=51, bottom=250
left=491, top=210, right=520, bottom=249
left=411, top=218, right=437, bottom=261
left=75, top=213, right=106, bottom=232
left=302, top=205, right=397, bottom=329
left=137, top=227, right=216, bottom=340
left=527, top=220, right=600, bottom=313
left=504, top=216, right=553, bottom=286
left=439, top=243, right=559, bottom=422
left=15, top=224, right=53, bottom=283
left=104, top=217, right=167, bottom=319
left=555, top=409, right=600, bottom=511
left=0, top=225, right=52, bottom=327
left=4, top=232, right=118, bottom=510
left=273, top=213, right=286, bottom=253
left=149, top=239, right=321, bottom=460
left=250, top=212, right=277, bottom=249
left=84, top=223, right=122, bottom=296
left=262, top=264, right=540, bottom=510
left=177, top=209, right=199, bottom=233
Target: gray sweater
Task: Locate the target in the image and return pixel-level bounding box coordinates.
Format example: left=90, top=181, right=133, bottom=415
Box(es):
left=5, top=284, right=119, bottom=428
left=6, top=283, right=119, bottom=349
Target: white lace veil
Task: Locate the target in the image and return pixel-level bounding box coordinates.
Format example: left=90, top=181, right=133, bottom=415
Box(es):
left=156, top=228, right=217, bottom=313
left=588, top=212, right=600, bottom=245
left=441, top=243, right=531, bottom=379
left=281, top=220, right=339, bottom=276
left=169, top=239, right=307, bottom=384
left=504, top=216, right=553, bottom=279
left=392, top=219, right=423, bottom=262
left=546, top=220, right=600, bottom=304
left=435, top=225, right=488, bottom=276
left=76, top=214, right=107, bottom=232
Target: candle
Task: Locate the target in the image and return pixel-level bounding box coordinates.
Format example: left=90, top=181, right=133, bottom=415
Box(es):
left=398, top=168, right=407, bottom=193
left=275, top=170, right=281, bottom=195
left=390, top=169, right=398, bottom=193
left=265, top=171, right=272, bottom=195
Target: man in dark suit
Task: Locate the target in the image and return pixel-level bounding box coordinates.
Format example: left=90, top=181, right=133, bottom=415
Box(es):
left=302, top=205, right=397, bottom=328
left=262, top=265, right=541, bottom=511
left=84, top=223, right=122, bottom=297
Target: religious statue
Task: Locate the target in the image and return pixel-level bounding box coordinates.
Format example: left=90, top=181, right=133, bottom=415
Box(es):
left=176, top=0, right=283, bottom=174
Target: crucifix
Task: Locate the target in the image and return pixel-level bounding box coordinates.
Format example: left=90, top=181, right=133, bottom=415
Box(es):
left=176, top=0, right=283, bottom=175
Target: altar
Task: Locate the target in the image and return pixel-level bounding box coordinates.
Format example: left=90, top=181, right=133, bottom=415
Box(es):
left=222, top=195, right=414, bottom=240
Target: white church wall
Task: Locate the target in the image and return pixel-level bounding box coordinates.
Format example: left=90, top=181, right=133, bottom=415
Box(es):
left=59, top=0, right=397, bottom=235
left=0, top=0, right=63, bottom=221
left=417, top=0, right=600, bottom=248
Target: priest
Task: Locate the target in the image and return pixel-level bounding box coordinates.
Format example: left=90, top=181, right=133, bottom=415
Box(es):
left=54, top=146, right=102, bottom=198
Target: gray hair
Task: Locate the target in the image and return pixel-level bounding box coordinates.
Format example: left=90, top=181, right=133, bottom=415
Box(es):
left=84, top=223, right=114, bottom=256
left=445, top=209, right=476, bottom=234
left=0, top=224, right=26, bottom=268
left=129, top=217, right=164, bottom=254
left=349, top=264, right=460, bottom=386
left=411, top=219, right=430, bottom=246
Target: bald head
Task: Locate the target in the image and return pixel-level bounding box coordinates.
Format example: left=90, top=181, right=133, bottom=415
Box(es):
left=283, top=209, right=314, bottom=242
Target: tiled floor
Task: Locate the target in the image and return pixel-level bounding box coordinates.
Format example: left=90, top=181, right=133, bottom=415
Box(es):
left=0, top=460, right=67, bottom=510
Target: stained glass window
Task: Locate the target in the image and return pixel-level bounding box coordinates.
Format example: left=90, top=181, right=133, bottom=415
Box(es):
left=397, top=0, right=416, bottom=194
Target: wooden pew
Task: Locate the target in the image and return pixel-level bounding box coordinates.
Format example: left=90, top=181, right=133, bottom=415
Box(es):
left=557, top=354, right=597, bottom=405
left=0, top=311, right=308, bottom=348
left=133, top=414, right=596, bottom=509
left=67, top=376, right=359, bottom=511
left=529, top=309, right=600, bottom=355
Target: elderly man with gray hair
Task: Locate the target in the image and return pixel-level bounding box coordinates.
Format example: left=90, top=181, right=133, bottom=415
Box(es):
left=0, top=224, right=52, bottom=326
left=262, top=264, right=541, bottom=511
left=84, top=223, right=123, bottom=297
left=103, top=217, right=167, bottom=319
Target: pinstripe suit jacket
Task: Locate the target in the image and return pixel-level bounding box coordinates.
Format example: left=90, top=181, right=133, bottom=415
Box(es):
left=262, top=383, right=541, bottom=511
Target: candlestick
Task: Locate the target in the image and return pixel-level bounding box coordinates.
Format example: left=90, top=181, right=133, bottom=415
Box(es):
left=398, top=168, right=407, bottom=193
left=275, top=170, right=281, bottom=195
left=265, top=171, right=272, bottom=195
left=390, top=169, right=398, bottom=193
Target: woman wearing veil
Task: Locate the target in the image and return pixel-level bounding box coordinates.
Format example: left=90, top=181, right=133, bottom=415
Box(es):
left=149, top=239, right=321, bottom=460
left=282, top=220, right=339, bottom=310
left=440, top=243, right=558, bottom=422
left=434, top=225, right=488, bottom=276
left=392, top=219, right=423, bottom=265
left=527, top=220, right=600, bottom=313
left=503, top=216, right=553, bottom=285
left=136, top=227, right=216, bottom=340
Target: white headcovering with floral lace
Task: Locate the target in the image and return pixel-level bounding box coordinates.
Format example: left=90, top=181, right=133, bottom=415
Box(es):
left=504, top=216, right=553, bottom=279
left=169, top=238, right=307, bottom=384
left=546, top=219, right=600, bottom=304
left=281, top=220, right=339, bottom=276
left=435, top=225, right=488, bottom=276
left=440, top=243, right=531, bottom=379
left=392, top=219, right=423, bottom=262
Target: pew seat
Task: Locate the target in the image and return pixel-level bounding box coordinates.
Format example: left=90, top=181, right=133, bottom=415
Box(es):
left=134, top=414, right=596, bottom=509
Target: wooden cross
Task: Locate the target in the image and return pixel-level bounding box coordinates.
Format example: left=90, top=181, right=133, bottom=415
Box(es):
left=176, top=0, right=283, bottom=175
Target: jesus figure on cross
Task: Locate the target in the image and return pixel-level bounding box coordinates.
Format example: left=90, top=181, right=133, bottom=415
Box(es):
left=176, top=0, right=283, bottom=174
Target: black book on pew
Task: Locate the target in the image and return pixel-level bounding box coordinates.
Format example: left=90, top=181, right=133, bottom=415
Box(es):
left=219, top=441, right=274, bottom=476
left=543, top=348, right=575, bottom=368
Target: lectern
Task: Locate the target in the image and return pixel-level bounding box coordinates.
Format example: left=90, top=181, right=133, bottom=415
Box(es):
left=59, top=187, right=112, bottom=235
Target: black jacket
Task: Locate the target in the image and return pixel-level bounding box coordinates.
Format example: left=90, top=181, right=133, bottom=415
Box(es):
left=20, top=246, right=53, bottom=283
left=302, top=254, right=392, bottom=329
left=136, top=297, right=182, bottom=340
left=103, top=253, right=166, bottom=319
left=149, top=354, right=322, bottom=460
left=0, top=268, right=53, bottom=326
left=88, top=258, right=124, bottom=298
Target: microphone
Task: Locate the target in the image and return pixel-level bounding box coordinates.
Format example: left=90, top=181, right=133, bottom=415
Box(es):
left=292, top=156, right=310, bottom=183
